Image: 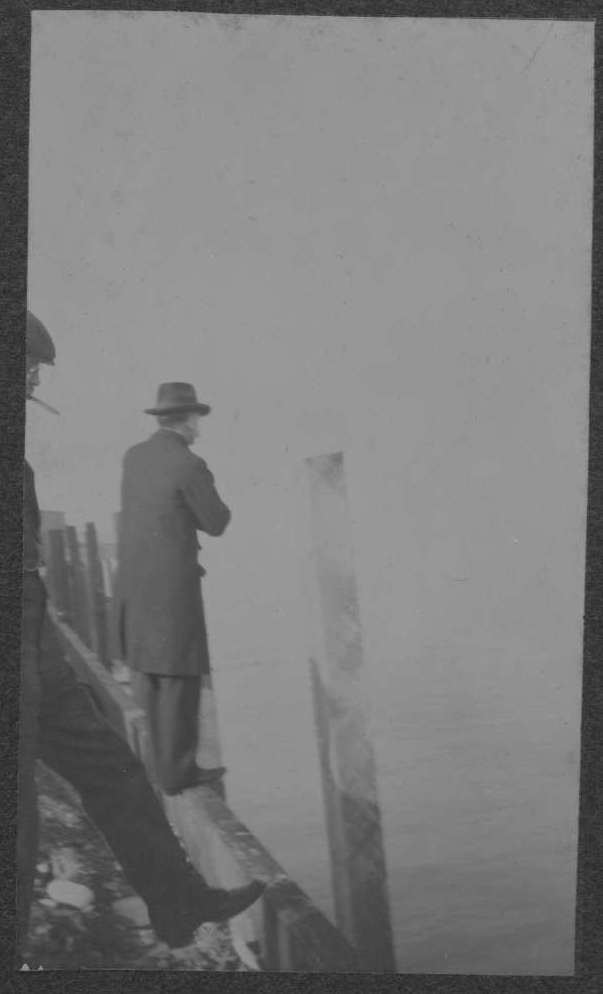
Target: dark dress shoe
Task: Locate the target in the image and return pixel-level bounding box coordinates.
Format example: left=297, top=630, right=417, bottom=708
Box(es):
left=164, top=766, right=227, bottom=796
left=201, top=879, right=266, bottom=922
left=151, top=880, right=267, bottom=946
left=189, top=765, right=227, bottom=787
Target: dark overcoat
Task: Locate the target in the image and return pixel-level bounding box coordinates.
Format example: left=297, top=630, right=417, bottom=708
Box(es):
left=117, top=429, right=230, bottom=677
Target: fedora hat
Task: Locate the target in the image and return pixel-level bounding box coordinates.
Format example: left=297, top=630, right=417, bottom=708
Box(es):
left=145, top=382, right=211, bottom=416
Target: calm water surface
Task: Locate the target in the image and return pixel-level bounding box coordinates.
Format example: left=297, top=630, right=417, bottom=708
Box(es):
left=214, top=654, right=579, bottom=974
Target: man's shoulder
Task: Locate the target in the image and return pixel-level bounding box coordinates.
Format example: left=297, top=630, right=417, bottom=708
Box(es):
left=123, top=438, right=150, bottom=464
left=126, top=431, right=199, bottom=473
left=182, top=448, right=210, bottom=475
left=122, top=433, right=164, bottom=472
left=125, top=431, right=172, bottom=457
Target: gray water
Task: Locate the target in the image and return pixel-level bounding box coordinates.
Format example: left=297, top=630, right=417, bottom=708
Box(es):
left=214, top=652, right=579, bottom=975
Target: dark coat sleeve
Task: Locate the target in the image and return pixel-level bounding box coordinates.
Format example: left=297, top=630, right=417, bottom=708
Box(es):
left=180, top=457, right=231, bottom=537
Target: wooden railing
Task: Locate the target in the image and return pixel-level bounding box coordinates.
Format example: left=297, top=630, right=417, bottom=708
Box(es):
left=42, top=517, right=118, bottom=669
left=43, top=516, right=359, bottom=972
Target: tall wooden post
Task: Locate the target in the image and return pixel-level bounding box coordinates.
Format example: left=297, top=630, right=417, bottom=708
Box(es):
left=107, top=513, right=124, bottom=663
left=105, top=561, right=122, bottom=663
left=305, top=451, right=396, bottom=971
left=46, top=528, right=71, bottom=623
left=65, top=525, right=92, bottom=647
left=39, top=510, right=66, bottom=572
left=85, top=522, right=110, bottom=669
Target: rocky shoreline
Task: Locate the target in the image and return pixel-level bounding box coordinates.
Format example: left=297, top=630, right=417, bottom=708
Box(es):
left=23, top=763, right=249, bottom=971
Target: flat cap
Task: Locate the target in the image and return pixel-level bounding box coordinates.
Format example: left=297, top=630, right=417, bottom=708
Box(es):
left=26, top=311, right=55, bottom=365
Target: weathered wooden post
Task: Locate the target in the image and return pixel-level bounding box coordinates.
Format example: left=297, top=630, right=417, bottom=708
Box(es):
left=65, top=525, right=92, bottom=647
left=46, top=528, right=71, bottom=623
left=305, top=451, right=396, bottom=971
left=107, top=511, right=124, bottom=663
left=105, top=563, right=123, bottom=663
left=85, top=522, right=110, bottom=669
left=39, top=510, right=66, bottom=573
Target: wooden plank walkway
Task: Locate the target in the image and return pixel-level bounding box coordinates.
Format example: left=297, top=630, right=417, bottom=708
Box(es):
left=39, top=509, right=362, bottom=971
left=50, top=608, right=359, bottom=972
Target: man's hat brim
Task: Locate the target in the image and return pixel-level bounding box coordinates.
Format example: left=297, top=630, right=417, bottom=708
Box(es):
left=144, top=403, right=211, bottom=416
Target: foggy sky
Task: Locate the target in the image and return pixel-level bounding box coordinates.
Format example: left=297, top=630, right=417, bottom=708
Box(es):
left=27, top=14, right=593, bottom=972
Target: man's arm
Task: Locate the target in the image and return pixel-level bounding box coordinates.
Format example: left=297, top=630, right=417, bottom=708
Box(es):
left=180, top=457, right=231, bottom=536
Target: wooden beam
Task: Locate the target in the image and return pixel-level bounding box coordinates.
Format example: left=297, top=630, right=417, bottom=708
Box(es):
left=101, top=551, right=124, bottom=664
left=65, top=525, right=92, bottom=648
left=85, top=522, right=110, bottom=669
left=39, top=510, right=65, bottom=573
left=305, top=451, right=396, bottom=971
left=46, top=528, right=71, bottom=623
left=50, top=607, right=139, bottom=743
left=163, top=787, right=359, bottom=972
left=51, top=610, right=358, bottom=973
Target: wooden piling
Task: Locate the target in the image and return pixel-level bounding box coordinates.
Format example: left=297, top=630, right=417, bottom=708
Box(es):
left=305, top=451, right=396, bottom=971
left=46, top=528, right=71, bottom=622
left=39, top=510, right=66, bottom=574
left=107, top=576, right=123, bottom=663
left=107, top=512, right=123, bottom=659
left=85, top=522, right=110, bottom=669
left=51, top=607, right=360, bottom=972
left=65, top=525, right=92, bottom=647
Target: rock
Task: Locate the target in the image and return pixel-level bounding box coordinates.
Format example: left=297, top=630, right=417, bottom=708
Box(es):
left=230, top=930, right=262, bottom=971
left=189, top=922, right=241, bottom=971
left=46, top=879, right=94, bottom=910
left=50, top=847, right=84, bottom=881
left=137, top=928, right=156, bottom=947
left=39, top=795, right=81, bottom=829
left=112, top=896, right=151, bottom=928
left=38, top=898, right=57, bottom=909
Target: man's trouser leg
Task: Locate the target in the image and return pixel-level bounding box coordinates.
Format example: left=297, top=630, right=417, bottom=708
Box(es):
left=37, top=620, right=211, bottom=947
left=16, top=575, right=44, bottom=960
left=132, top=672, right=201, bottom=794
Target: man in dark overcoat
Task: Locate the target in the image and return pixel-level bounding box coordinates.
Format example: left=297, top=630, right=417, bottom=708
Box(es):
left=17, top=314, right=264, bottom=965
left=118, top=382, right=230, bottom=795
